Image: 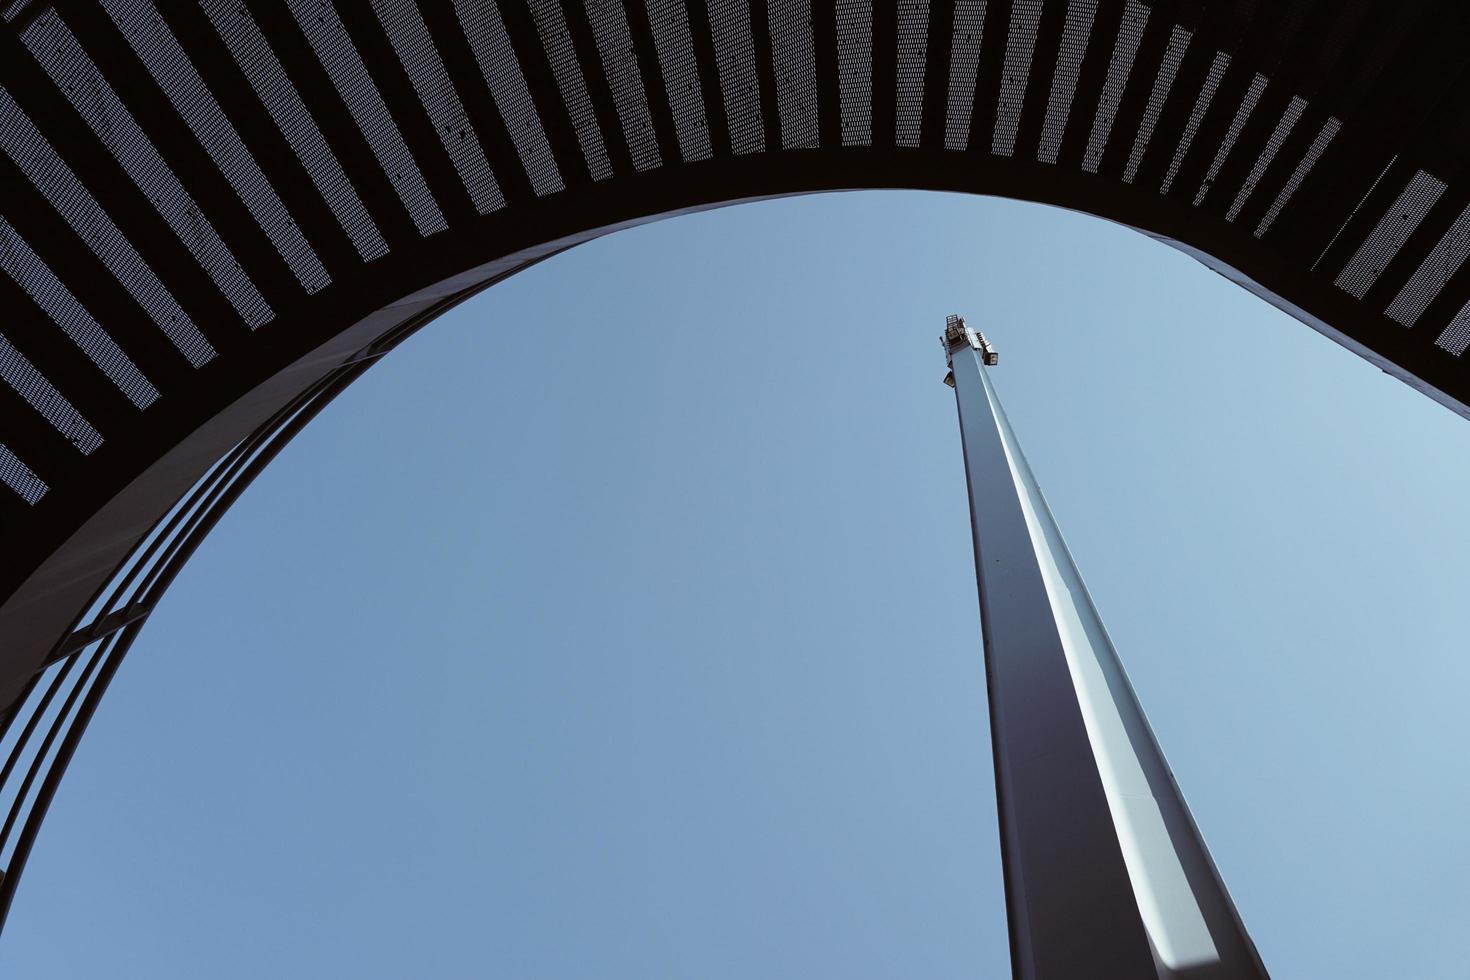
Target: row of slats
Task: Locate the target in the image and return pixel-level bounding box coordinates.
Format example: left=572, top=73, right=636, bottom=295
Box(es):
left=3, top=0, right=1469, bottom=509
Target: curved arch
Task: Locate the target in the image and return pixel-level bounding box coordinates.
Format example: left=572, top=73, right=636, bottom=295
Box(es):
left=1, top=0, right=1469, bottom=936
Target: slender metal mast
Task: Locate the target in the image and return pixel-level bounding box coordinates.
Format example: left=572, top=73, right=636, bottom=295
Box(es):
left=942, top=316, right=1268, bottom=980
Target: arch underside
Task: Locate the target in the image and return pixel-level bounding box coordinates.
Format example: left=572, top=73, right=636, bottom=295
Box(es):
left=0, top=0, right=1468, bottom=935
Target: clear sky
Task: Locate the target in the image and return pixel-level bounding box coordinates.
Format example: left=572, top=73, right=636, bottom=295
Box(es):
left=4, top=191, right=1470, bottom=978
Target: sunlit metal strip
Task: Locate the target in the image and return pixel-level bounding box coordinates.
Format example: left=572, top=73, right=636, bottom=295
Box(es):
left=943, top=316, right=1267, bottom=979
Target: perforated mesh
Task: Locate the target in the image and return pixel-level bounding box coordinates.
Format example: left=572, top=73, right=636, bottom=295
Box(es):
left=1160, top=50, right=1229, bottom=194
left=101, top=0, right=330, bottom=292
left=587, top=0, right=663, bottom=168
left=1435, top=302, right=1470, bottom=355
left=767, top=0, right=818, bottom=149
left=0, top=88, right=211, bottom=373
left=1037, top=0, right=1097, bottom=164
left=645, top=0, right=713, bottom=161
left=1226, top=95, right=1305, bottom=222
left=0, top=442, right=46, bottom=506
left=287, top=0, right=446, bottom=235
left=457, top=0, right=565, bottom=194
left=944, top=0, right=987, bottom=150
left=895, top=0, right=929, bottom=147
left=1080, top=0, right=1146, bottom=173
left=22, top=12, right=273, bottom=330
left=1255, top=117, right=1339, bottom=237
left=835, top=0, right=872, bottom=146
left=0, top=333, right=103, bottom=454
left=707, top=0, right=765, bottom=154
left=199, top=0, right=388, bottom=261
left=1192, top=72, right=1267, bottom=205
left=530, top=0, right=616, bottom=178
left=1387, top=205, right=1470, bottom=327
left=1336, top=171, right=1446, bottom=299
left=0, top=219, right=158, bottom=409
left=1123, top=25, right=1189, bottom=183
left=373, top=0, right=506, bottom=211
left=992, top=0, right=1041, bottom=156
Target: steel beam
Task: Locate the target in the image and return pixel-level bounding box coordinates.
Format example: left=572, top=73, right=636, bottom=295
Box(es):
left=944, top=317, right=1268, bottom=979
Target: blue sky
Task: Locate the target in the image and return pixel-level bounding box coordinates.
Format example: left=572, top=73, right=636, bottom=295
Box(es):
left=5, top=191, right=1470, bottom=978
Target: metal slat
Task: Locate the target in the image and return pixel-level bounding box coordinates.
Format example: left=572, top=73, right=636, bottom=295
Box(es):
left=0, top=153, right=193, bottom=391
left=332, top=3, right=479, bottom=226
left=245, top=0, right=420, bottom=251
left=622, top=0, right=684, bottom=164
left=917, top=0, right=951, bottom=150
left=745, top=0, right=784, bottom=152
left=679, top=0, right=734, bottom=157
left=1310, top=157, right=1416, bottom=282
left=1193, top=0, right=1336, bottom=216
left=413, top=2, right=535, bottom=206
left=497, top=0, right=596, bottom=184
left=1225, top=0, right=1377, bottom=233
left=0, top=27, right=245, bottom=360
left=964, top=0, right=1012, bottom=153
left=1159, top=2, right=1279, bottom=204
left=868, top=0, right=895, bottom=147
left=0, top=276, right=136, bottom=436
left=1267, top=3, right=1442, bottom=258
left=1089, top=0, right=1179, bottom=180
left=1361, top=173, right=1470, bottom=320
left=558, top=0, right=638, bottom=175
left=1124, top=2, right=1235, bottom=192
left=0, top=379, right=83, bottom=490
left=1413, top=223, right=1470, bottom=342
left=152, top=2, right=361, bottom=279
left=809, top=0, right=841, bottom=148
left=1009, top=0, right=1068, bottom=163
left=56, top=0, right=303, bottom=313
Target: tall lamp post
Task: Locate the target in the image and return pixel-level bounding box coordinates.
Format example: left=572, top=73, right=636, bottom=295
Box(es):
left=943, top=316, right=1268, bottom=979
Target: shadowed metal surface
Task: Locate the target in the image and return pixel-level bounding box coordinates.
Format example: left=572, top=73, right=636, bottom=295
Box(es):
left=0, top=0, right=1467, bottom=945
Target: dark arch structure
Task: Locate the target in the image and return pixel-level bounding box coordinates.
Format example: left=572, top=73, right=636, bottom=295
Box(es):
left=1, top=0, right=1468, bottom=939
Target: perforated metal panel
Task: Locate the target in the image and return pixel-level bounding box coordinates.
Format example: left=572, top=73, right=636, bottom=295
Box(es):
left=0, top=219, right=158, bottom=409
left=991, top=0, right=1041, bottom=156
left=645, top=0, right=713, bottom=161
left=1387, top=206, right=1470, bottom=327
left=373, top=0, right=506, bottom=212
left=22, top=11, right=273, bottom=331
left=1160, top=50, right=1229, bottom=194
left=1336, top=171, right=1446, bottom=300
left=944, top=0, right=987, bottom=150
left=0, top=443, right=46, bottom=506
left=767, top=0, right=819, bottom=149
left=1435, top=303, right=1470, bottom=355
left=1192, top=73, right=1267, bottom=206
left=0, top=89, right=209, bottom=376
left=1123, top=25, right=1189, bottom=184
left=530, top=0, right=616, bottom=178
left=1226, top=95, right=1305, bottom=222
left=199, top=0, right=388, bottom=261
left=836, top=0, right=872, bottom=146
left=287, top=0, right=447, bottom=235
left=101, top=0, right=331, bottom=292
left=707, top=0, right=765, bottom=154
left=895, top=0, right=929, bottom=147
left=456, top=0, right=566, bottom=194
left=1255, top=117, right=1339, bottom=238
left=587, top=0, right=663, bottom=169
left=0, top=334, right=102, bottom=455
left=1038, top=0, right=1096, bottom=164
left=1080, top=0, right=1146, bottom=174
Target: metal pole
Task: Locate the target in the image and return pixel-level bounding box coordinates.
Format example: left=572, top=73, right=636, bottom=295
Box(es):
left=943, top=316, right=1268, bottom=980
